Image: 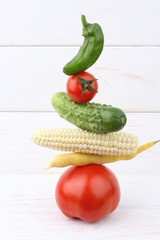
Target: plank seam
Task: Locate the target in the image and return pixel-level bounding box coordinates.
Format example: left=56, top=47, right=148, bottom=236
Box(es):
left=0, top=110, right=160, bottom=114
left=0, top=45, right=160, bottom=48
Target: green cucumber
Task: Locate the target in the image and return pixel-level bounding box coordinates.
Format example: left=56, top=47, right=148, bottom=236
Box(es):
left=51, top=92, right=127, bottom=133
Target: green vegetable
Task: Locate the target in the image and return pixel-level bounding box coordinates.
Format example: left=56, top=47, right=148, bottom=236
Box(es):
left=51, top=92, right=127, bottom=133
left=63, top=15, right=104, bottom=75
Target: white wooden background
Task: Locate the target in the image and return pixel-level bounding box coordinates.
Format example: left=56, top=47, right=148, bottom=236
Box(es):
left=0, top=1, right=160, bottom=239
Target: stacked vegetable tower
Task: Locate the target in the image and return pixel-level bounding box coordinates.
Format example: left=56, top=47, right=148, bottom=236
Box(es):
left=32, top=15, right=159, bottom=222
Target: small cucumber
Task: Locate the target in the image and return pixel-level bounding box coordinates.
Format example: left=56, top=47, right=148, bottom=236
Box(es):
left=51, top=92, right=127, bottom=133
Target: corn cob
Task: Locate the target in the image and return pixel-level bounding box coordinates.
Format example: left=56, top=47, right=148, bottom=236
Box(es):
left=32, top=128, right=138, bottom=156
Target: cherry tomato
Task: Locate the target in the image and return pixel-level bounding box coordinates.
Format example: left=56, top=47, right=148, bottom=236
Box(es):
left=66, top=71, right=98, bottom=103
left=55, top=164, right=120, bottom=222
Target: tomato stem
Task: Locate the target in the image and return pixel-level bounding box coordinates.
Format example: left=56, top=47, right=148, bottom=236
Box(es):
left=76, top=77, right=98, bottom=96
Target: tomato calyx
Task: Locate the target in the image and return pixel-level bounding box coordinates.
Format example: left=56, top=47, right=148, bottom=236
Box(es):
left=76, top=77, right=98, bottom=95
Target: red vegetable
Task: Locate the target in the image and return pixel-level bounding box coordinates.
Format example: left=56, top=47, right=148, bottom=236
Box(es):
left=66, top=71, right=98, bottom=103
left=55, top=164, right=120, bottom=222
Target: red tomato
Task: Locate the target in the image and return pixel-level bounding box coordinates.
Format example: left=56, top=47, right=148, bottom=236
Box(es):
left=55, top=164, right=120, bottom=222
left=66, top=71, right=98, bottom=103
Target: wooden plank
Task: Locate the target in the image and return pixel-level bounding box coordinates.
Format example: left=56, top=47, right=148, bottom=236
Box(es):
left=0, top=0, right=159, bottom=46
left=0, top=47, right=160, bottom=112
left=0, top=112, right=159, bottom=175
left=0, top=174, right=160, bottom=239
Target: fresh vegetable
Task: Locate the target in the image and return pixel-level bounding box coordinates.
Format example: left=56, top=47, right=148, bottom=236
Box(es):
left=55, top=164, right=120, bottom=222
left=63, top=15, right=104, bottom=75
left=48, top=140, right=159, bottom=168
left=66, top=71, right=98, bottom=103
left=51, top=92, right=127, bottom=133
left=32, top=128, right=138, bottom=156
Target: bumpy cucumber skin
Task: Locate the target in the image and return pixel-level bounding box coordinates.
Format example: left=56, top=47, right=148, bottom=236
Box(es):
left=63, top=16, right=104, bottom=75
left=51, top=92, right=127, bottom=133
